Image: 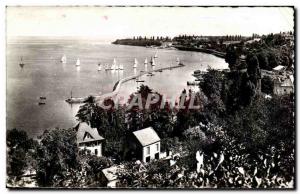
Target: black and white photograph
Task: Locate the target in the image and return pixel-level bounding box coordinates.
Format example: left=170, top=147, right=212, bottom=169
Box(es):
left=5, top=5, right=295, bottom=189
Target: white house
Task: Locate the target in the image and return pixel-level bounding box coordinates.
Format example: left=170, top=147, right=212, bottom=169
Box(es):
left=273, top=75, right=294, bottom=96
left=273, top=65, right=286, bottom=74
left=132, top=127, right=161, bottom=163
left=76, top=122, right=104, bottom=157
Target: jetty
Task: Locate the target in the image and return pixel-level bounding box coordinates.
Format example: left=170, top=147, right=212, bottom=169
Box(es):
left=65, top=63, right=184, bottom=104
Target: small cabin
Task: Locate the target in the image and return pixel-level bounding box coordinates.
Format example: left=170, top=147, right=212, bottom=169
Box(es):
left=273, top=75, right=294, bottom=96
left=75, top=122, right=104, bottom=157
left=130, top=127, right=161, bottom=163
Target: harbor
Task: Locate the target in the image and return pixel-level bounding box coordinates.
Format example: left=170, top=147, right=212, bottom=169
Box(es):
left=66, top=63, right=185, bottom=104
left=7, top=41, right=227, bottom=137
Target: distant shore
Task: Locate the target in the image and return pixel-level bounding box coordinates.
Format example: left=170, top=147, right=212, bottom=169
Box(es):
left=112, top=40, right=225, bottom=59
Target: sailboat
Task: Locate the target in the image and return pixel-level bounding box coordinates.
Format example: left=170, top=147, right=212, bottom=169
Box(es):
left=98, top=63, right=102, bottom=71
left=19, top=56, right=25, bottom=68
left=133, top=58, right=138, bottom=68
left=176, top=57, right=180, bottom=63
left=105, top=64, right=110, bottom=71
left=76, top=58, right=80, bottom=66
left=111, top=58, right=117, bottom=70
left=61, top=55, right=67, bottom=63
left=119, top=64, right=124, bottom=70
left=150, top=57, right=156, bottom=66
left=144, top=58, right=148, bottom=65
left=154, top=51, right=158, bottom=58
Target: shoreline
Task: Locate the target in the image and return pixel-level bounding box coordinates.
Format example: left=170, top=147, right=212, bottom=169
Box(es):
left=112, top=42, right=225, bottom=59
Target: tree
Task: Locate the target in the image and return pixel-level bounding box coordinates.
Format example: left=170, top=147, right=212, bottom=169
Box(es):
left=76, top=95, right=97, bottom=125
left=225, top=45, right=239, bottom=70
left=36, top=128, right=80, bottom=187
left=7, top=129, right=37, bottom=177
left=256, top=50, right=269, bottom=70
left=83, top=155, right=113, bottom=186
left=200, top=70, right=224, bottom=100
left=246, top=53, right=261, bottom=89
left=261, top=76, right=274, bottom=95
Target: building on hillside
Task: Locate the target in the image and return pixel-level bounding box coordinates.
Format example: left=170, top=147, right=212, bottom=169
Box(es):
left=273, top=65, right=287, bottom=74
left=100, top=165, right=124, bottom=188
left=273, top=75, right=294, bottom=95
left=222, top=40, right=242, bottom=47
left=127, top=127, right=161, bottom=163
left=245, top=38, right=261, bottom=44
left=75, top=122, right=105, bottom=157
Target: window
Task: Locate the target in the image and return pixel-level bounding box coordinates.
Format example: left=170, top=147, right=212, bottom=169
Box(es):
left=155, top=153, right=159, bottom=160
left=95, top=149, right=98, bottom=156
left=146, top=156, right=150, bottom=162
left=156, top=143, right=159, bottom=152
left=146, top=146, right=150, bottom=155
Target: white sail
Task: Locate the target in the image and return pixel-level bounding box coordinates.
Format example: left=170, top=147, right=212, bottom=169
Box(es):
left=119, top=64, right=124, bottom=70
left=112, top=58, right=117, bottom=70
left=154, top=52, right=158, bottom=58
left=176, top=57, right=180, bottom=64
left=98, top=63, right=102, bottom=71
left=76, top=58, right=80, bottom=66
left=61, top=55, right=67, bottom=63
left=150, top=57, right=156, bottom=66
left=144, top=58, right=148, bottom=64
left=133, top=58, right=138, bottom=68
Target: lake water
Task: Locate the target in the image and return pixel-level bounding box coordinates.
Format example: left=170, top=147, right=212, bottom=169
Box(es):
left=6, top=38, right=228, bottom=137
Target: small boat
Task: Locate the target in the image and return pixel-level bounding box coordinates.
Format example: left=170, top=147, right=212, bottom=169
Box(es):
left=61, top=55, right=67, bottom=63
left=40, top=96, right=46, bottom=100
left=38, top=102, right=46, bottom=105
left=133, top=58, right=138, bottom=68
left=98, top=63, right=102, bottom=71
left=136, top=80, right=145, bottom=83
left=154, top=51, right=158, bottom=58
left=19, top=57, right=25, bottom=68
left=76, top=58, right=80, bottom=66
left=158, top=70, right=163, bottom=72
left=176, top=57, right=180, bottom=64
left=144, top=58, right=148, bottom=65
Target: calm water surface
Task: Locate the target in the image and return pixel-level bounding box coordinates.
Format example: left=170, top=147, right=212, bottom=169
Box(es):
left=7, top=38, right=228, bottom=137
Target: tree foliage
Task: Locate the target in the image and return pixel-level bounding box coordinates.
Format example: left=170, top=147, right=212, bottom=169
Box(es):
left=36, top=128, right=80, bottom=187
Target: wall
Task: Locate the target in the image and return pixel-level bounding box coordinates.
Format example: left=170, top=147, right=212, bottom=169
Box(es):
left=274, top=85, right=293, bottom=96
left=142, top=141, right=160, bottom=162
left=79, top=142, right=102, bottom=157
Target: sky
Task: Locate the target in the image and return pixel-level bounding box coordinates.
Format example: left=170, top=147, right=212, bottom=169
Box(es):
left=6, top=6, right=294, bottom=40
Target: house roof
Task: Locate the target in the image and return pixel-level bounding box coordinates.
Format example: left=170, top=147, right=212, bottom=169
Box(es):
left=273, top=65, right=286, bottom=71
left=133, top=127, right=160, bottom=147
left=76, top=122, right=104, bottom=144
left=102, top=165, right=124, bottom=182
